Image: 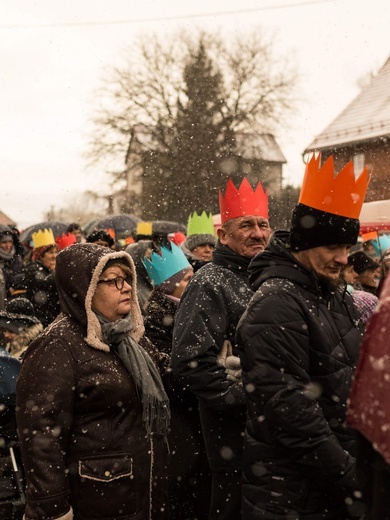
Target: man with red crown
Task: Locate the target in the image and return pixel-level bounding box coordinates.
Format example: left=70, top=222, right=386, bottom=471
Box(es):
left=172, top=177, right=271, bottom=519
left=236, top=154, right=369, bottom=519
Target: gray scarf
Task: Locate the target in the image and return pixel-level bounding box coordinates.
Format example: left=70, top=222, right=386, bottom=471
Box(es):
left=96, top=312, right=170, bottom=440
left=0, top=246, right=15, bottom=262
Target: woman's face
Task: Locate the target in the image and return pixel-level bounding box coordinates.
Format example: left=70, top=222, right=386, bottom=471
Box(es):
left=358, top=267, right=380, bottom=288
left=92, top=265, right=132, bottom=322
left=342, top=264, right=359, bottom=284
left=41, top=246, right=58, bottom=271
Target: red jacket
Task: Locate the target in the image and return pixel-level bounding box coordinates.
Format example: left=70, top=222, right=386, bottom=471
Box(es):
left=347, top=275, right=389, bottom=463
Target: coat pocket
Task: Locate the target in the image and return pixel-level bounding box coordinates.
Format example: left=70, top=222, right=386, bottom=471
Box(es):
left=79, top=454, right=133, bottom=482
left=72, top=453, right=136, bottom=519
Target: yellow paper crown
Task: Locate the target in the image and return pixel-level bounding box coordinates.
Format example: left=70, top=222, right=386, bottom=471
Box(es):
left=32, top=228, right=56, bottom=249
left=136, top=222, right=153, bottom=236
left=299, top=155, right=370, bottom=219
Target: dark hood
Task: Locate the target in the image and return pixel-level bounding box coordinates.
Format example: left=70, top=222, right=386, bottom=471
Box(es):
left=55, top=243, right=144, bottom=350
left=248, top=230, right=322, bottom=295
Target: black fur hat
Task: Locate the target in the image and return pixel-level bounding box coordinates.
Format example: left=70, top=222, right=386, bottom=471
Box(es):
left=290, top=203, right=360, bottom=251
left=0, top=298, right=41, bottom=333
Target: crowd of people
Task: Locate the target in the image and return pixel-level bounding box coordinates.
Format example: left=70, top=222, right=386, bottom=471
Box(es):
left=0, top=154, right=390, bottom=519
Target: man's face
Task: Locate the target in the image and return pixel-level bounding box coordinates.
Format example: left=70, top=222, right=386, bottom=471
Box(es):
left=71, top=229, right=83, bottom=243
left=293, top=244, right=351, bottom=283
left=218, top=216, right=271, bottom=258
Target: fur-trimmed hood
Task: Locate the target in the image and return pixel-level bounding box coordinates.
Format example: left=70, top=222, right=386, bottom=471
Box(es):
left=55, top=243, right=144, bottom=352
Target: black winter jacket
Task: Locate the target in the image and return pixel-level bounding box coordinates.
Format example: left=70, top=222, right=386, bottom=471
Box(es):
left=24, top=260, right=60, bottom=327
left=172, top=242, right=250, bottom=473
left=236, top=231, right=364, bottom=519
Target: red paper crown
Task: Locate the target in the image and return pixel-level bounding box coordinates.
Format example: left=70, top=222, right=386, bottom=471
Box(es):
left=300, top=155, right=370, bottom=219
left=219, top=178, right=268, bottom=224
left=55, top=233, right=76, bottom=250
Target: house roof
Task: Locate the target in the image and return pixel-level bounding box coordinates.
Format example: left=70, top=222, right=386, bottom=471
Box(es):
left=304, top=56, right=390, bottom=153
left=126, top=124, right=286, bottom=164
left=0, top=210, right=16, bottom=227
left=234, top=133, right=287, bottom=163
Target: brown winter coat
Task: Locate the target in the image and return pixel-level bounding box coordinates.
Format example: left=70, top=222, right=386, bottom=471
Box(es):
left=16, top=243, right=170, bottom=520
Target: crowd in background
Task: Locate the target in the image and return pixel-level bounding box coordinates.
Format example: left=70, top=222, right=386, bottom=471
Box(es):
left=1, top=158, right=390, bottom=519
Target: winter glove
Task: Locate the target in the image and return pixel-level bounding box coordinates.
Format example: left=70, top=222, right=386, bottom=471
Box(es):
left=217, top=340, right=233, bottom=366
left=225, top=355, right=242, bottom=384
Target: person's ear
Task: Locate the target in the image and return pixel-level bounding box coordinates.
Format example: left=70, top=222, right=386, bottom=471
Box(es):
left=217, top=227, right=227, bottom=244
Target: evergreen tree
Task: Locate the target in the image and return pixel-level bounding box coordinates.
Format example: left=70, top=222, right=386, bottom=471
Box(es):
left=177, top=41, right=231, bottom=220
left=140, top=40, right=235, bottom=221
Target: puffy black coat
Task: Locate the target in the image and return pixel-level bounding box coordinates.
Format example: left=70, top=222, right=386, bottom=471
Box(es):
left=236, top=231, right=364, bottom=519
left=24, top=260, right=60, bottom=327
left=172, top=242, right=250, bottom=473
left=17, top=243, right=170, bottom=520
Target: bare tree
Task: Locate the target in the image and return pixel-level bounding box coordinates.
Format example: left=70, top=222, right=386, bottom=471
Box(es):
left=44, top=192, right=108, bottom=228
left=86, top=28, right=298, bottom=218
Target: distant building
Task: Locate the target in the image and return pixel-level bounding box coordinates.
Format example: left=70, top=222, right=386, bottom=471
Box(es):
left=303, top=56, right=390, bottom=202
left=0, top=210, right=16, bottom=227
left=123, top=124, right=286, bottom=216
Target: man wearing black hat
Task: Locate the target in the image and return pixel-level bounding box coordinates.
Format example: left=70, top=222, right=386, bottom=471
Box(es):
left=0, top=297, right=43, bottom=359
left=348, top=250, right=380, bottom=296
left=236, top=155, right=369, bottom=519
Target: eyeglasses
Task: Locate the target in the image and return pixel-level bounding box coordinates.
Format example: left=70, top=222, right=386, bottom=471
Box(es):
left=97, top=275, right=132, bottom=291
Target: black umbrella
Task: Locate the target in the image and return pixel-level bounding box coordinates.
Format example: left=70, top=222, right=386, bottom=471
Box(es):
left=134, top=220, right=187, bottom=246
left=87, top=214, right=141, bottom=239
left=19, top=221, right=69, bottom=245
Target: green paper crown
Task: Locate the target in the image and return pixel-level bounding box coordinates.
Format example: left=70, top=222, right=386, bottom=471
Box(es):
left=187, top=211, right=215, bottom=237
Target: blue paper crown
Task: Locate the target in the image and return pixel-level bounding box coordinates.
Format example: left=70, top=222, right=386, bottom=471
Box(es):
left=142, top=243, right=190, bottom=286
left=372, top=234, right=390, bottom=256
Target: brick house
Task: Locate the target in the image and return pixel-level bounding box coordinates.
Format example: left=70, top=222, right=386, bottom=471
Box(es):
left=303, top=56, right=390, bottom=202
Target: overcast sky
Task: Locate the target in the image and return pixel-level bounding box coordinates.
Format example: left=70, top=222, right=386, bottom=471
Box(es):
left=1, top=0, right=389, bottom=229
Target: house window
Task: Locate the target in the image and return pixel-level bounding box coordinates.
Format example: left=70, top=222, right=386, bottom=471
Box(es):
left=353, top=153, right=365, bottom=176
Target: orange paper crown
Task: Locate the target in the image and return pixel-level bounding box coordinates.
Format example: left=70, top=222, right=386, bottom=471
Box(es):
left=299, top=155, right=370, bottom=219
left=55, top=232, right=76, bottom=250
left=219, top=178, right=268, bottom=224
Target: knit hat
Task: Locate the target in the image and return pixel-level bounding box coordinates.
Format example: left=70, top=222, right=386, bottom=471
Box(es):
left=351, top=290, right=378, bottom=325
left=348, top=251, right=380, bottom=274
left=0, top=232, right=12, bottom=243
left=185, top=233, right=216, bottom=251
left=0, top=297, right=41, bottom=333
left=290, top=155, right=370, bottom=251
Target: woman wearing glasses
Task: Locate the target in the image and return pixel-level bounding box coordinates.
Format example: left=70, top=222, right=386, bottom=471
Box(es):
left=16, top=243, right=171, bottom=520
